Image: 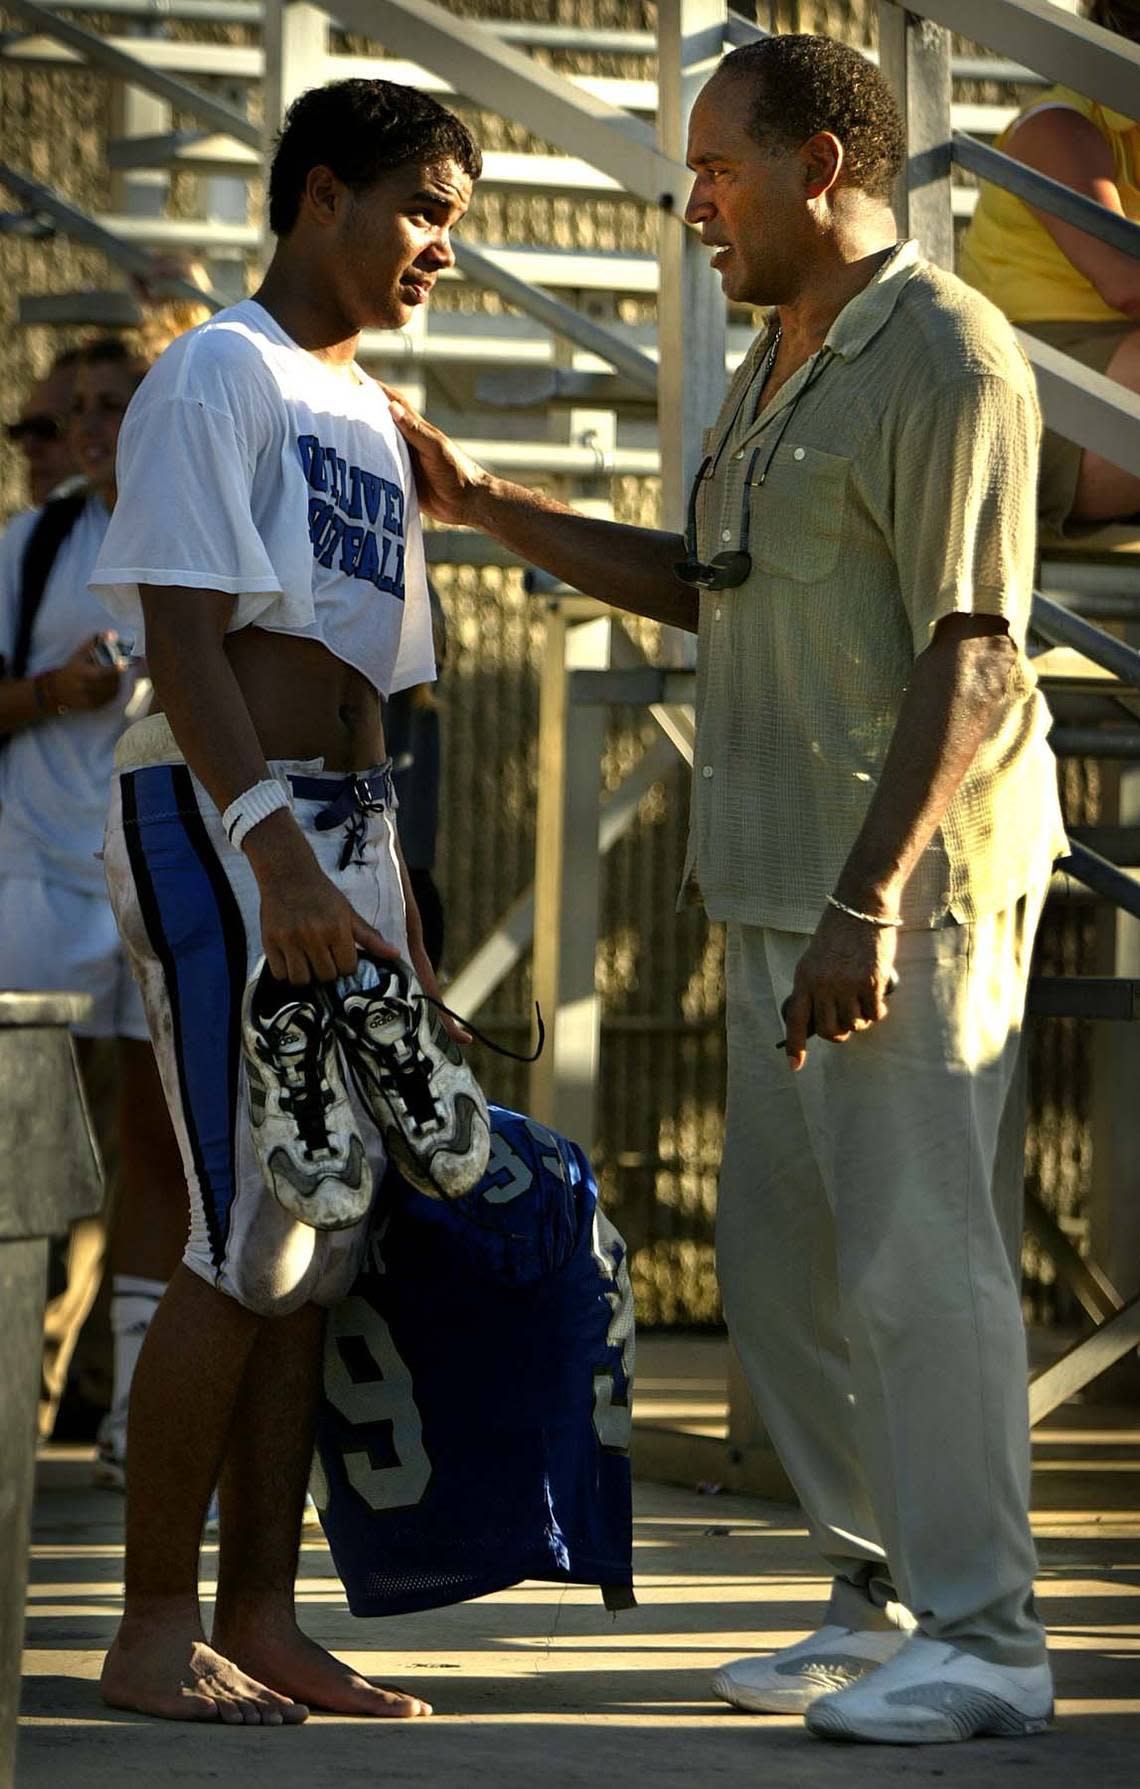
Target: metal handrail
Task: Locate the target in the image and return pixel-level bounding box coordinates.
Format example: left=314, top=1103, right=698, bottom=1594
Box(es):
left=1058, top=840, right=1140, bottom=920
left=0, top=0, right=1048, bottom=80
left=1051, top=727, right=1140, bottom=758
left=451, top=240, right=657, bottom=393
left=0, top=163, right=228, bottom=311
left=953, top=133, right=1140, bottom=261
left=4, top=0, right=260, bottom=147
left=1031, top=592, right=1140, bottom=686
left=900, top=0, right=1140, bottom=122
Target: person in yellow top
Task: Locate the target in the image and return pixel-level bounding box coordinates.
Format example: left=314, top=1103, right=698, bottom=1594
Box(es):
left=959, top=0, right=1139, bottom=533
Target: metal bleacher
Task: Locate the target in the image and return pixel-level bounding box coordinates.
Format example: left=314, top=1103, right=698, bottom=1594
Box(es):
left=2, top=0, right=1139, bottom=1477
left=0, top=1, right=1095, bottom=463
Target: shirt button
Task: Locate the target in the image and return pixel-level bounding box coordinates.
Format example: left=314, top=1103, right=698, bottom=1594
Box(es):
left=702, top=765, right=714, bottom=779
left=733, top=449, right=744, bottom=461
left=714, top=607, right=722, bottom=620
left=793, top=447, right=806, bottom=461
left=721, top=529, right=732, bottom=542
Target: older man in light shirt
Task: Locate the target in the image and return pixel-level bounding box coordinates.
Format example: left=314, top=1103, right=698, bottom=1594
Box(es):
left=386, top=33, right=1067, bottom=1746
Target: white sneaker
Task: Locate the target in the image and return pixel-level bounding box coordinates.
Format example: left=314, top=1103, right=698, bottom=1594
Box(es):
left=242, top=960, right=370, bottom=1231
left=713, top=1624, right=909, bottom=1714
left=804, top=1634, right=1054, bottom=1744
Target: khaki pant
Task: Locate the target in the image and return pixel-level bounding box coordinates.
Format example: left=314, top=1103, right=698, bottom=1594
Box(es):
left=717, top=883, right=1049, bottom=1668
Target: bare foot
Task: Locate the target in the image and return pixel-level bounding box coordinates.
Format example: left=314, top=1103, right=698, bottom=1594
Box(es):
left=213, top=1618, right=431, bottom=1717
left=101, top=1626, right=309, bottom=1725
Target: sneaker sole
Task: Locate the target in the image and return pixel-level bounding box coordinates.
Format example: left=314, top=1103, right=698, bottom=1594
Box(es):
left=807, top=1695, right=1055, bottom=1745
left=381, top=1096, right=491, bottom=1201
left=265, top=1133, right=371, bottom=1231
left=712, top=1670, right=822, bottom=1714
left=714, top=1669, right=885, bottom=1715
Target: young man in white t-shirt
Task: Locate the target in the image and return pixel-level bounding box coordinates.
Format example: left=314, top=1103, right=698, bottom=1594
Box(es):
left=89, top=78, right=481, bottom=1726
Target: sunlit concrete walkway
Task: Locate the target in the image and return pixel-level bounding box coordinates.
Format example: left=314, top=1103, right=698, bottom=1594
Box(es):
left=16, top=1341, right=1140, bottom=1788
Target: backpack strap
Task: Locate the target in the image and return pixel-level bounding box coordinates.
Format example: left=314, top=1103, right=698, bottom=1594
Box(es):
left=8, top=491, right=89, bottom=682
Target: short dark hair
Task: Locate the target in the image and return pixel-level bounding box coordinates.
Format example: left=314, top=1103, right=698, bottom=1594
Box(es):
left=76, top=335, right=150, bottom=375
left=268, top=79, right=482, bottom=236
left=77, top=336, right=140, bottom=367
left=73, top=335, right=152, bottom=393
left=719, top=35, right=905, bottom=202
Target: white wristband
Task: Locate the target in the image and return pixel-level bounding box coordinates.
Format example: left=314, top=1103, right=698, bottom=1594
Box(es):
left=222, top=778, right=290, bottom=852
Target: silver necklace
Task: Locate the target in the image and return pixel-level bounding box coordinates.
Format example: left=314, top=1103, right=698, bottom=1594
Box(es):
left=756, top=325, right=782, bottom=409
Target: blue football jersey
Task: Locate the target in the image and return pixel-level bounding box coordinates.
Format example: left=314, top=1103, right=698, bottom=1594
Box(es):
left=313, top=1105, right=636, bottom=1617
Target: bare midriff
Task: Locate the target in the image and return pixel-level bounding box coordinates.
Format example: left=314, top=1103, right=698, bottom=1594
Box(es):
left=156, top=628, right=386, bottom=772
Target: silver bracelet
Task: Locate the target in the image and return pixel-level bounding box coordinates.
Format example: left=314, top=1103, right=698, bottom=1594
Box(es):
left=221, top=777, right=290, bottom=852
left=826, top=893, right=903, bottom=929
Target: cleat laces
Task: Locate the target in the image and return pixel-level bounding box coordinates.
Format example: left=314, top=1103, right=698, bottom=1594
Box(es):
left=260, top=1010, right=336, bottom=1161
left=424, top=994, right=547, bottom=1064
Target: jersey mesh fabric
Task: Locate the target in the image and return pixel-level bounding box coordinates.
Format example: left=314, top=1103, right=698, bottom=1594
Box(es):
left=682, top=241, right=1067, bottom=933
left=313, top=1106, right=635, bottom=1617
left=959, top=88, right=1140, bottom=325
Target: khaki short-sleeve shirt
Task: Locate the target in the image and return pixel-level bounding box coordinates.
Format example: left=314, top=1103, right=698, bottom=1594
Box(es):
left=682, top=239, right=1068, bottom=932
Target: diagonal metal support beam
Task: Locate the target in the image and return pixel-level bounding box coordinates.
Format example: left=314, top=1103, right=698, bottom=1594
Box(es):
left=892, top=0, right=1140, bottom=123
left=445, top=730, right=681, bottom=1018
left=1032, top=591, right=1140, bottom=685
left=330, top=0, right=691, bottom=211
left=444, top=619, right=697, bottom=1020
left=1029, top=1293, right=1140, bottom=1424
left=954, top=133, right=1140, bottom=261
left=1023, top=1191, right=1124, bottom=1326
left=107, top=130, right=259, bottom=176
left=452, top=240, right=657, bottom=393
left=5, top=0, right=261, bottom=146
left=0, top=164, right=227, bottom=310
left=1061, top=839, right=1140, bottom=921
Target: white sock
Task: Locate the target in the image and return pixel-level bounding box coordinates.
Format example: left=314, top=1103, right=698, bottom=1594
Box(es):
left=109, top=1275, right=166, bottom=1431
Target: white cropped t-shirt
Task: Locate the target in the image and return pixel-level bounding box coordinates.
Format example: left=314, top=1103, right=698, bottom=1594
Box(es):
left=89, top=299, right=435, bottom=698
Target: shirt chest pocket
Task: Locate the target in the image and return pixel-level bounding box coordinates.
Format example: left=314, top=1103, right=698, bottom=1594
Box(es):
left=747, top=444, right=851, bottom=584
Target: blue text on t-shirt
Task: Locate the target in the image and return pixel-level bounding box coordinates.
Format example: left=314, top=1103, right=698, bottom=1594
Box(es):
left=298, top=432, right=405, bottom=600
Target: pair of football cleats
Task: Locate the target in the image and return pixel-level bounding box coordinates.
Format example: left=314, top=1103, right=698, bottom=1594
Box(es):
left=242, top=953, right=491, bottom=1229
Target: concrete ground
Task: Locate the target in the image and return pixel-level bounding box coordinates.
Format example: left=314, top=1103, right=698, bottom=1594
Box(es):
left=16, top=1339, right=1140, bottom=1789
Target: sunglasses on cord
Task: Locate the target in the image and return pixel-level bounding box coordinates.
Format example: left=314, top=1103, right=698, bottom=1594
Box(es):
left=6, top=415, right=66, bottom=445
left=674, top=345, right=833, bottom=591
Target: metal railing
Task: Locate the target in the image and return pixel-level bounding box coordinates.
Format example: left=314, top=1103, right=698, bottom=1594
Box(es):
left=875, top=0, right=1140, bottom=1420
left=3, top=0, right=1139, bottom=1432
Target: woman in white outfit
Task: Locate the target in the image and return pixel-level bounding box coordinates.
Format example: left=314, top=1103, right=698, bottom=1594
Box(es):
left=0, top=337, right=185, bottom=1481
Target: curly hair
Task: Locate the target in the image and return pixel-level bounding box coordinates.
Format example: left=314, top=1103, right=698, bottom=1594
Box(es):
left=718, top=35, right=905, bottom=202
left=269, top=79, right=482, bottom=236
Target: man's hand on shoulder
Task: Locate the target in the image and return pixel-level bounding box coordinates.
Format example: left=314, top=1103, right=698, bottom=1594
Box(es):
left=782, top=904, right=898, bottom=1071
left=243, top=811, right=400, bottom=985
left=380, top=382, right=490, bottom=526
